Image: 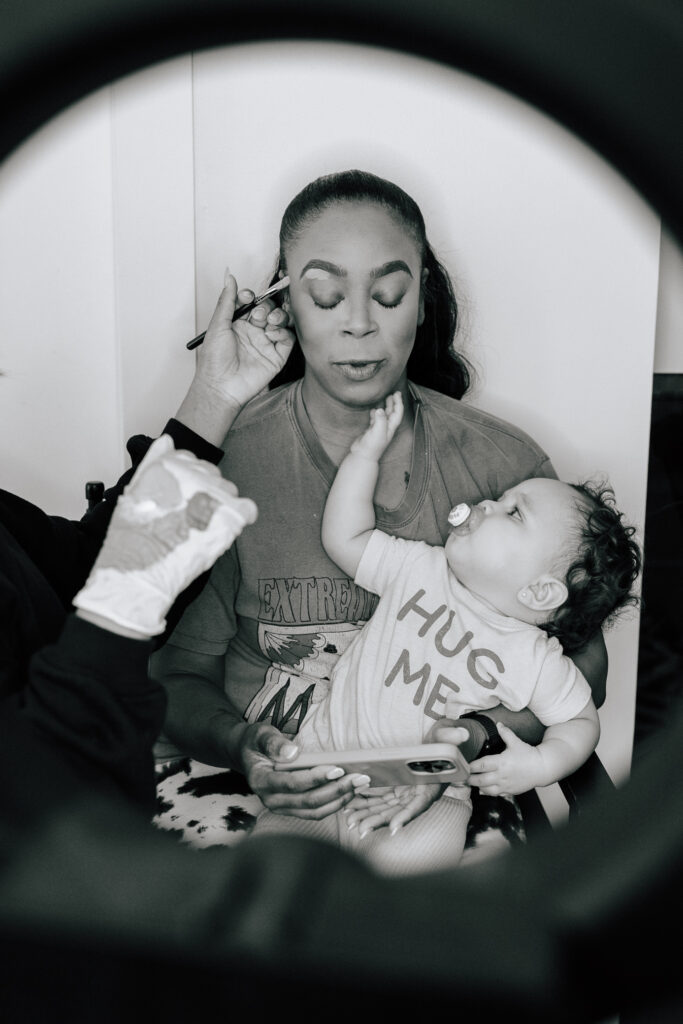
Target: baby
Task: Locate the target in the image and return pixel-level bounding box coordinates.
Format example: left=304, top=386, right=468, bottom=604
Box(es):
left=251, top=393, right=641, bottom=875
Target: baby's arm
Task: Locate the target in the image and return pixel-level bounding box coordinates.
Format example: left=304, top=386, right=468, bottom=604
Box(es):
left=468, top=697, right=600, bottom=796
left=322, top=392, right=403, bottom=579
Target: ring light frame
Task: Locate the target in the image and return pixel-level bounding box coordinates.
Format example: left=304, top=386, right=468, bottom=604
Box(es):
left=1, top=2, right=682, bottom=1022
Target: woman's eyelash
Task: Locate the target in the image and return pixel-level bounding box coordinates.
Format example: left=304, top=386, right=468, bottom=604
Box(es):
left=311, top=295, right=404, bottom=310
left=507, top=506, right=521, bottom=518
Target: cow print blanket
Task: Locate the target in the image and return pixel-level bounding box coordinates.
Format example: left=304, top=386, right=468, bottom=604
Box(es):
left=154, top=757, right=526, bottom=864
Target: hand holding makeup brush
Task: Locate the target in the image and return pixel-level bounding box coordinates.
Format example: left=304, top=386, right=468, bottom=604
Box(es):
left=175, top=270, right=295, bottom=445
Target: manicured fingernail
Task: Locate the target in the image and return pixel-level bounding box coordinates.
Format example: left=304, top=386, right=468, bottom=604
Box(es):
left=350, top=774, right=371, bottom=788
left=347, top=819, right=356, bottom=831
left=326, top=767, right=344, bottom=780
left=359, top=829, right=370, bottom=839
left=390, top=825, right=402, bottom=836
left=279, top=743, right=297, bottom=759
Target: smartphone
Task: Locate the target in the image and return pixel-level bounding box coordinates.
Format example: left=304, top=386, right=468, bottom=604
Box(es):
left=274, top=742, right=469, bottom=787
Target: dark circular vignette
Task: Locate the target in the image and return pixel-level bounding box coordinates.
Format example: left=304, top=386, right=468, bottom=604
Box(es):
left=1, top=1, right=682, bottom=1021
left=0, top=0, right=682, bottom=248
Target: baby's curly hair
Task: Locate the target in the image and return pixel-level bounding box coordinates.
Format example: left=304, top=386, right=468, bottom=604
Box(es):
left=540, top=480, right=642, bottom=653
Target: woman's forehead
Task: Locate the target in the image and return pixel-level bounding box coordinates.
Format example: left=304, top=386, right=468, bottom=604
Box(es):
left=285, top=202, right=421, bottom=264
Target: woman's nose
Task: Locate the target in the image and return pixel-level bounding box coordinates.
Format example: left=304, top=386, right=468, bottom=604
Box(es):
left=342, top=295, right=376, bottom=337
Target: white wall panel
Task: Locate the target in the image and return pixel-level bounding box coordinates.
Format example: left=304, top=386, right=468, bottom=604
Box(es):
left=111, top=57, right=197, bottom=442
left=0, top=89, right=120, bottom=518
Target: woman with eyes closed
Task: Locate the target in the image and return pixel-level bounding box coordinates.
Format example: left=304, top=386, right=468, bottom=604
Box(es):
left=150, top=169, right=608, bottom=838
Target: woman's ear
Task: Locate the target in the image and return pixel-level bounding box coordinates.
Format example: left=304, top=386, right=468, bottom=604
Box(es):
left=280, top=287, right=294, bottom=327
left=417, top=267, right=429, bottom=326
left=517, top=575, right=568, bottom=613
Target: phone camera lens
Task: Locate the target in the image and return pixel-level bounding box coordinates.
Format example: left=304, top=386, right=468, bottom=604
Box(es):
left=407, top=759, right=456, bottom=774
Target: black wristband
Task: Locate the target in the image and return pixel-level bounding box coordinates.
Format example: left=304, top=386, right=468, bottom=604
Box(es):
left=460, top=712, right=506, bottom=757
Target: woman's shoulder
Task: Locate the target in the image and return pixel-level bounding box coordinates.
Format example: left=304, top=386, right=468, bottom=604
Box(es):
left=223, top=382, right=298, bottom=442
left=411, top=383, right=550, bottom=460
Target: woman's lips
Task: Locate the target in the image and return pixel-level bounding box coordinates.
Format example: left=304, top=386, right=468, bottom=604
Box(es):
left=334, top=360, right=384, bottom=381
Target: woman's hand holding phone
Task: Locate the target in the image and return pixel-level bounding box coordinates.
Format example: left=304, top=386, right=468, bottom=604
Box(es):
left=237, top=722, right=372, bottom=820
left=271, top=740, right=470, bottom=834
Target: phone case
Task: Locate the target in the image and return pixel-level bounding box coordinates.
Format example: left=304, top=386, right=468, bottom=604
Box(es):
left=274, top=741, right=469, bottom=787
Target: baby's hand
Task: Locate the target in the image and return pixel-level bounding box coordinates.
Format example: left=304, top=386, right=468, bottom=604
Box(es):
left=467, top=723, right=545, bottom=796
left=350, top=391, right=404, bottom=460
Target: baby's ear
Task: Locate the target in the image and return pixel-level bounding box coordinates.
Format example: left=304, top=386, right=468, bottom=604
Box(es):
left=517, top=575, right=568, bottom=612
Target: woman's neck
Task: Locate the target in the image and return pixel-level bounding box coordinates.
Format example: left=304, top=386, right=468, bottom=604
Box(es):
left=301, top=373, right=415, bottom=465
left=300, top=374, right=417, bottom=508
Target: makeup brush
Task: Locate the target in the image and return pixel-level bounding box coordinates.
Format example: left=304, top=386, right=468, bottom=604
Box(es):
left=186, top=276, right=290, bottom=350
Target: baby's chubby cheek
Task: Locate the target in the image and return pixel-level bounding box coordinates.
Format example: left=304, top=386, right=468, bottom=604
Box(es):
left=444, top=535, right=484, bottom=591
left=444, top=535, right=464, bottom=574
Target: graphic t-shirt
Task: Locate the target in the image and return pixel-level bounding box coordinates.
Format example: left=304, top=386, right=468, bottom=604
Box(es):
left=164, top=380, right=557, bottom=739
left=297, top=532, right=592, bottom=753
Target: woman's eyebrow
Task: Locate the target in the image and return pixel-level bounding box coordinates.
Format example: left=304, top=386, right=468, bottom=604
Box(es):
left=370, top=260, right=413, bottom=280
left=300, top=259, right=346, bottom=279
left=299, top=259, right=414, bottom=280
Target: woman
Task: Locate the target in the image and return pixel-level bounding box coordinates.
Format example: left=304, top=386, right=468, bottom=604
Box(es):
left=152, top=169, right=607, bottom=829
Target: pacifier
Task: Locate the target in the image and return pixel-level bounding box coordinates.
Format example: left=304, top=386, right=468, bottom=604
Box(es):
left=448, top=503, right=471, bottom=527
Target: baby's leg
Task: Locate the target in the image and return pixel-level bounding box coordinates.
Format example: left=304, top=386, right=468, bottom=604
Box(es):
left=358, top=793, right=472, bottom=877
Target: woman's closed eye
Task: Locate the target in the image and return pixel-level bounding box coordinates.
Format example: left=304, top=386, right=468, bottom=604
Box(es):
left=373, top=290, right=405, bottom=309
left=309, top=284, right=343, bottom=309
left=312, top=294, right=343, bottom=310
left=308, top=287, right=407, bottom=311
left=507, top=505, right=522, bottom=519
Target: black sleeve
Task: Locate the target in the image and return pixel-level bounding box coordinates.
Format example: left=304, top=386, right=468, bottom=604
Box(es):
left=0, top=615, right=165, bottom=836
left=0, top=419, right=224, bottom=611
